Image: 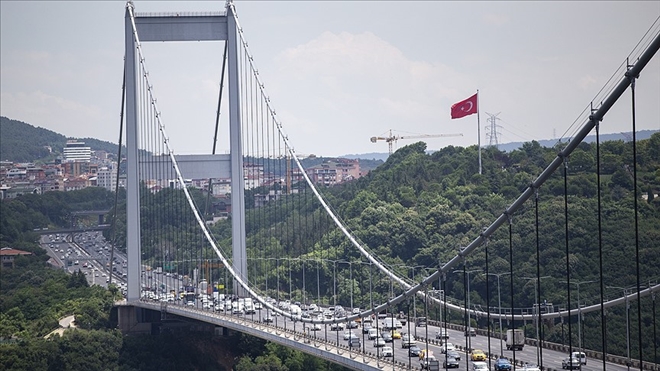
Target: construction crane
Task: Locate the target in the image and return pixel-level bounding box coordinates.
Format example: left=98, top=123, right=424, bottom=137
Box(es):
left=370, top=129, right=463, bottom=155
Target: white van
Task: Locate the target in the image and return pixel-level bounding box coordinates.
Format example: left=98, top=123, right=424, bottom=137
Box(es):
left=571, top=352, right=586, bottom=365
left=368, top=328, right=379, bottom=340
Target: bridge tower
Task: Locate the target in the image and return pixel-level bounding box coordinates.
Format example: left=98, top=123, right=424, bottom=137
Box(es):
left=124, top=2, right=247, bottom=301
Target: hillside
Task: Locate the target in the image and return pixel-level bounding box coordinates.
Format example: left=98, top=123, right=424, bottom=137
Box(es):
left=0, top=116, right=121, bottom=163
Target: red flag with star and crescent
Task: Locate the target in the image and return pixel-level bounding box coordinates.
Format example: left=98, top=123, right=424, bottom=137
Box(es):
left=450, top=93, right=478, bottom=119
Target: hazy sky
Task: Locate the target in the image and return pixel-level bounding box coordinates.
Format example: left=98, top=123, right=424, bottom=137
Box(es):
left=1, top=1, right=659, bottom=157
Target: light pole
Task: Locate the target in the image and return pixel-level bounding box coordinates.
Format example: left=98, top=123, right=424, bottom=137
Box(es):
left=566, top=279, right=597, bottom=366
left=609, top=286, right=632, bottom=369
left=486, top=272, right=512, bottom=356
left=454, top=268, right=481, bottom=350
left=522, top=276, right=551, bottom=365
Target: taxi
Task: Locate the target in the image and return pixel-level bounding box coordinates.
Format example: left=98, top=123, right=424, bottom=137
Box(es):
left=471, top=349, right=487, bottom=361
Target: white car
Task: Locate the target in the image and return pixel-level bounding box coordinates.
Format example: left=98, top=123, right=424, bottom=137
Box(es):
left=571, top=352, right=587, bottom=365
left=373, top=337, right=386, bottom=347
left=343, top=330, right=354, bottom=340
left=440, top=342, right=455, bottom=353
left=330, top=323, right=344, bottom=331
left=380, top=346, right=393, bottom=357
left=310, top=323, right=322, bottom=331
left=472, top=361, right=488, bottom=370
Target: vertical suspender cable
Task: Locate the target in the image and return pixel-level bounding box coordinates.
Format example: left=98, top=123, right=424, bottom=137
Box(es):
left=508, top=217, right=516, bottom=368
left=463, top=265, right=469, bottom=370
left=204, top=42, right=228, bottom=222
left=595, top=109, right=607, bottom=370
left=485, top=239, right=492, bottom=366
left=535, top=189, right=543, bottom=367
left=628, top=65, right=643, bottom=370
left=563, top=156, right=574, bottom=360
left=109, top=60, right=126, bottom=287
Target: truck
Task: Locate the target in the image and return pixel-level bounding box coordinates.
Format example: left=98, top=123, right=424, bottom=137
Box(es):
left=289, top=304, right=302, bottom=319
left=239, top=298, right=256, bottom=314
left=506, top=329, right=525, bottom=351
left=382, top=317, right=402, bottom=330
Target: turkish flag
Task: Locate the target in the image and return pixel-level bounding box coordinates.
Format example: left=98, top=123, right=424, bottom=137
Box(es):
left=451, top=93, right=478, bottom=119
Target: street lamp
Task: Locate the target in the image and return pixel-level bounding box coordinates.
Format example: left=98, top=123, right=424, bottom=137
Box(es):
left=454, top=268, right=481, bottom=350
left=565, top=279, right=597, bottom=365
left=485, top=272, right=512, bottom=356
left=608, top=286, right=632, bottom=369
left=522, top=276, right=551, bottom=365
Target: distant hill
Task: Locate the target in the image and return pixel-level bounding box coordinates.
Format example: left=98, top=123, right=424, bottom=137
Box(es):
left=0, top=116, right=121, bottom=163
left=495, top=130, right=658, bottom=153
left=343, top=130, right=658, bottom=160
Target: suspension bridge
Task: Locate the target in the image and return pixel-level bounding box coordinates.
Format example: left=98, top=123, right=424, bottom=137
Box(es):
left=113, top=2, right=660, bottom=370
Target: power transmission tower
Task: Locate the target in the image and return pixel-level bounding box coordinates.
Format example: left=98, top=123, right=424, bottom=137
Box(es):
left=485, top=112, right=503, bottom=149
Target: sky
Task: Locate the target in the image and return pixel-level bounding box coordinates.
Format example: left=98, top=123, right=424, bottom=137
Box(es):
left=1, top=1, right=659, bottom=158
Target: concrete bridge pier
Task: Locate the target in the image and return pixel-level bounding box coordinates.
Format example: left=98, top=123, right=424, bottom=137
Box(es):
left=117, top=305, right=157, bottom=335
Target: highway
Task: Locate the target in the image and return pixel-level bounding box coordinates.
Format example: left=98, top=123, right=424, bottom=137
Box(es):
left=39, top=236, right=632, bottom=370
left=156, top=300, right=632, bottom=371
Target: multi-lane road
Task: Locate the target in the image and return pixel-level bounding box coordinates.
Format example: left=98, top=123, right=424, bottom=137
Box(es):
left=39, top=236, right=632, bottom=370
left=40, top=231, right=127, bottom=291
left=170, top=304, right=633, bottom=371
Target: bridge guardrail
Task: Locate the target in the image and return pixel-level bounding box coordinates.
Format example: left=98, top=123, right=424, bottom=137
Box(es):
left=425, top=318, right=657, bottom=370
left=130, top=300, right=412, bottom=370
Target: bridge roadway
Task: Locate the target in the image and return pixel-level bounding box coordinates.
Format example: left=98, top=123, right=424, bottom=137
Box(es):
left=128, top=300, right=634, bottom=371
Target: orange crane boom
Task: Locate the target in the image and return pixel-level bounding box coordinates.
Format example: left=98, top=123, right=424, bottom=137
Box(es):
left=370, top=129, right=463, bottom=155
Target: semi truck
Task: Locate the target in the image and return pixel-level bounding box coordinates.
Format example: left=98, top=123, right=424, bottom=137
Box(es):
left=506, top=329, right=525, bottom=351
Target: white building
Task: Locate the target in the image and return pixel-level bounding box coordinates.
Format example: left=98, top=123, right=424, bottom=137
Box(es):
left=96, top=166, right=117, bottom=192
left=62, top=140, right=91, bottom=163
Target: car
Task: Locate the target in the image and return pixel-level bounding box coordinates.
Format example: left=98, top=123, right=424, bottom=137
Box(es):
left=420, top=356, right=438, bottom=370
left=381, top=332, right=393, bottom=342
left=347, top=320, right=359, bottom=329
left=348, top=337, right=361, bottom=348
left=447, top=350, right=461, bottom=361
left=368, top=328, right=380, bottom=340
left=522, top=364, right=541, bottom=371
left=391, top=330, right=402, bottom=339
left=373, top=337, right=386, bottom=347
left=562, top=357, right=581, bottom=370
left=330, top=323, right=344, bottom=331
left=310, top=323, right=322, bottom=331
left=401, top=334, right=417, bottom=348
left=436, top=328, right=449, bottom=339
left=380, top=346, right=393, bottom=358
left=352, top=307, right=361, bottom=314
left=443, top=356, right=460, bottom=369
left=571, top=352, right=587, bottom=365
left=262, top=316, right=274, bottom=323
left=408, top=345, right=422, bottom=357
left=440, top=342, right=455, bottom=353
left=471, top=349, right=486, bottom=361
left=465, top=327, right=477, bottom=336
left=495, top=358, right=512, bottom=371
left=362, top=323, right=372, bottom=334
left=254, top=302, right=263, bottom=310
left=472, top=361, right=488, bottom=370
left=343, top=330, right=355, bottom=340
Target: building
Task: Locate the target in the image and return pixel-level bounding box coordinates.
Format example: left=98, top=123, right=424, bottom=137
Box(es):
left=304, top=158, right=361, bottom=187
left=62, top=140, right=92, bottom=163
left=0, top=247, right=32, bottom=269
left=97, top=166, right=118, bottom=192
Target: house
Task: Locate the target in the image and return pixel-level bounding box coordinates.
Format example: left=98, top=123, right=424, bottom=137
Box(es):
left=0, top=247, right=32, bottom=269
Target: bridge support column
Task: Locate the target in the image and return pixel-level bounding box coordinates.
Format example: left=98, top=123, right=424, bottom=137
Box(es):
left=117, top=305, right=152, bottom=335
